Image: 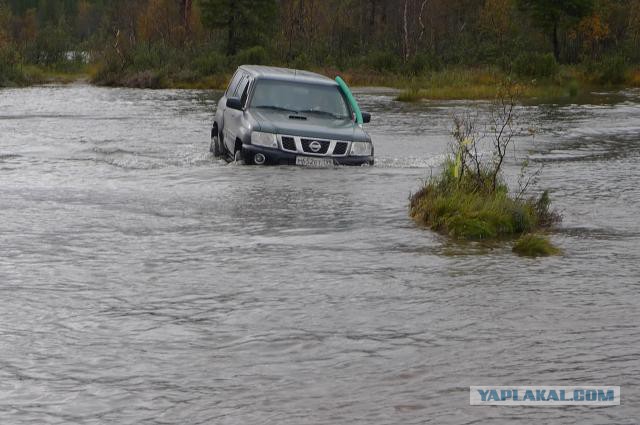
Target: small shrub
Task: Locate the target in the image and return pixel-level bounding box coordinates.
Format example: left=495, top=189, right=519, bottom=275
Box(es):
left=532, top=190, right=562, bottom=227
left=591, top=55, right=628, bottom=85
left=233, top=46, right=268, bottom=66
left=129, top=44, right=167, bottom=71
left=0, top=45, right=25, bottom=86
left=25, top=24, right=72, bottom=66
left=91, top=49, right=125, bottom=86
left=567, top=79, right=579, bottom=97
left=365, top=51, right=401, bottom=73
left=513, top=233, right=561, bottom=257
left=406, top=53, right=441, bottom=75
left=513, top=52, right=558, bottom=79
left=21, top=64, right=43, bottom=81
left=123, top=70, right=167, bottom=89
left=193, top=51, right=227, bottom=76
left=290, top=52, right=310, bottom=70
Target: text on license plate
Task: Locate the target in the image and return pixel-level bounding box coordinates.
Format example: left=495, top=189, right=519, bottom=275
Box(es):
left=295, top=156, right=334, bottom=167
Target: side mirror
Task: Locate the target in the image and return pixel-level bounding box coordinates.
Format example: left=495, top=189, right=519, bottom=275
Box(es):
left=226, top=97, right=243, bottom=110
left=361, top=112, right=371, bottom=124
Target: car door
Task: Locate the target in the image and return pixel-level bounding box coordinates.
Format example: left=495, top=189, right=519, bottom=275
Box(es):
left=222, top=73, right=251, bottom=153
left=218, top=70, right=242, bottom=149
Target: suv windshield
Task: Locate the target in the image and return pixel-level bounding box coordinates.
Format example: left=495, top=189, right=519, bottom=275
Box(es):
left=250, top=79, right=351, bottom=119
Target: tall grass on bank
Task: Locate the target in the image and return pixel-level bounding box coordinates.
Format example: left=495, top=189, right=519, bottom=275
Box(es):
left=393, top=57, right=640, bottom=102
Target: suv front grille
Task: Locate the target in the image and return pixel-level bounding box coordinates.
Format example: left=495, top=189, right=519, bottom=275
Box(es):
left=277, top=135, right=351, bottom=156
left=333, top=141, right=348, bottom=155
left=301, top=139, right=330, bottom=154
left=282, top=136, right=296, bottom=151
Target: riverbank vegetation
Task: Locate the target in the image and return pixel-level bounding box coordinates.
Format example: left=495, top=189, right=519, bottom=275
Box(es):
left=1, top=0, right=640, bottom=96
left=409, top=86, right=561, bottom=255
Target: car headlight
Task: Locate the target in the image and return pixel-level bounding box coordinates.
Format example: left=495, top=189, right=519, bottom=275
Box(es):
left=251, top=131, right=278, bottom=148
left=349, top=141, right=372, bottom=156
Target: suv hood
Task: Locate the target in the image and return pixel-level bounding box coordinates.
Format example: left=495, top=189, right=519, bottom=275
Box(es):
left=251, top=109, right=362, bottom=141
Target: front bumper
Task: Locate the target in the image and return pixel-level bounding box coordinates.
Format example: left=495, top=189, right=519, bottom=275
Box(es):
left=242, top=144, right=374, bottom=166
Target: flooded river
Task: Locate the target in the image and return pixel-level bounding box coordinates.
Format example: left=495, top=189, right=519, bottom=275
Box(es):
left=1, top=84, right=639, bottom=424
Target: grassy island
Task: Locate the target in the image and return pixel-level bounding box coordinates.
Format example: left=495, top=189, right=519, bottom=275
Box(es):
left=409, top=87, right=562, bottom=256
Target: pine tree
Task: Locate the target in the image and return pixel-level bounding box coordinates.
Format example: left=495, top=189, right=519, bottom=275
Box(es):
left=200, top=0, right=277, bottom=55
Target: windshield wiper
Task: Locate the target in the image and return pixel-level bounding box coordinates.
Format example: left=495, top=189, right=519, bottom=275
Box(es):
left=297, top=109, right=347, bottom=119
left=254, top=105, right=299, bottom=114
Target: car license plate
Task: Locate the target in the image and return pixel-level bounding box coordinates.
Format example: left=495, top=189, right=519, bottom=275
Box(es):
left=295, top=156, right=334, bottom=167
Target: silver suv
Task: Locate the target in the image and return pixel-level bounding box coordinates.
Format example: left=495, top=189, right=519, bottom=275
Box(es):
left=211, top=65, right=373, bottom=166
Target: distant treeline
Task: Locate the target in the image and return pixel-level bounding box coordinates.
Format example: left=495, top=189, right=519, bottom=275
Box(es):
left=1, top=0, right=639, bottom=88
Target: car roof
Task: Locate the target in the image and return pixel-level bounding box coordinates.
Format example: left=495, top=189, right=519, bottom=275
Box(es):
left=238, top=65, right=337, bottom=86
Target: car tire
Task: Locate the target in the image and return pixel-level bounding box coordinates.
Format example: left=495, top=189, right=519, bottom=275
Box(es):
left=210, top=127, right=222, bottom=157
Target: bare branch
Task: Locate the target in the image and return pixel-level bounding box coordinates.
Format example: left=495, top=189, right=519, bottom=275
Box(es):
left=403, top=0, right=410, bottom=61
left=418, top=0, right=429, bottom=41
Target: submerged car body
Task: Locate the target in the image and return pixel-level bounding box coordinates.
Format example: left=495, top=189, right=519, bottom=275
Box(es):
left=211, top=65, right=374, bottom=166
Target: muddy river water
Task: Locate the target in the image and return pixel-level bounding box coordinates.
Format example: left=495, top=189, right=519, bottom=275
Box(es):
left=1, top=84, right=639, bottom=424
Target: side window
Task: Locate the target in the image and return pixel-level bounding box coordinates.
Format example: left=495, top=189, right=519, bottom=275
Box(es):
left=234, top=74, right=247, bottom=97
left=238, top=78, right=251, bottom=108
left=226, top=71, right=243, bottom=97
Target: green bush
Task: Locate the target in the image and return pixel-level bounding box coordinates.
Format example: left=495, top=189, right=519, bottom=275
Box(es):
left=93, top=43, right=194, bottom=87
left=591, top=55, right=628, bottom=85
left=290, top=52, right=310, bottom=70
left=365, top=51, right=401, bottom=73
left=406, top=53, right=441, bottom=75
left=123, top=70, right=167, bottom=89
left=567, top=79, right=579, bottom=97
left=193, top=51, right=227, bottom=76
left=513, top=52, right=558, bottom=79
left=129, top=44, right=166, bottom=71
left=25, top=24, right=72, bottom=66
left=233, top=46, right=268, bottom=66
left=0, top=45, right=25, bottom=86
left=91, top=48, right=125, bottom=86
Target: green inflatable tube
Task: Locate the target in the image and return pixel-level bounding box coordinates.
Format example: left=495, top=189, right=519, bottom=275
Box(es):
left=335, top=76, right=363, bottom=125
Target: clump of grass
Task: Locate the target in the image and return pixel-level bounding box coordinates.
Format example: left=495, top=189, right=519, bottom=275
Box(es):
left=513, top=233, right=561, bottom=257
left=409, top=165, right=557, bottom=239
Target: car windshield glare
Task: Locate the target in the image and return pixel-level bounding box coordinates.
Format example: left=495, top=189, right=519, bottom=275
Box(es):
left=250, top=79, right=351, bottom=119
